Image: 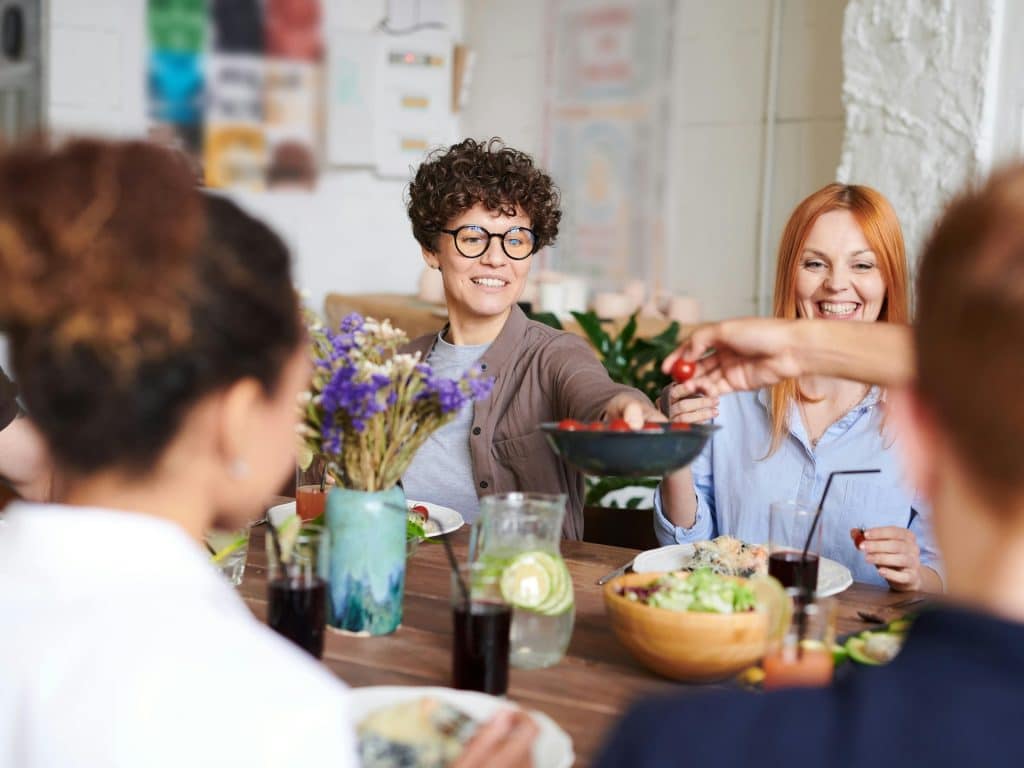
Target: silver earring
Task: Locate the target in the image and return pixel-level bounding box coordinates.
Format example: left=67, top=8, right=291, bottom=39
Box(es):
left=230, top=458, right=249, bottom=478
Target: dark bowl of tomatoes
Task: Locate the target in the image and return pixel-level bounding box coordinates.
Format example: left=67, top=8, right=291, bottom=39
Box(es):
left=541, top=420, right=719, bottom=477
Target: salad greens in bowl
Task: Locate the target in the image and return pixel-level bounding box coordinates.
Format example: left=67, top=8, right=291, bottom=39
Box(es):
left=603, top=569, right=772, bottom=682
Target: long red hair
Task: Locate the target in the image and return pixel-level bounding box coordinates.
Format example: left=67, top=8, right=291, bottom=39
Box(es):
left=765, top=183, right=909, bottom=455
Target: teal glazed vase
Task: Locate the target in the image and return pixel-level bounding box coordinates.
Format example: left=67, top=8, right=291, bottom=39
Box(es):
left=324, top=485, right=407, bottom=635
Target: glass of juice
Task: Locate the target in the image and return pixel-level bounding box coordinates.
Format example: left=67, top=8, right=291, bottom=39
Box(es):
left=451, top=563, right=512, bottom=696
left=763, top=590, right=836, bottom=691
left=267, top=523, right=328, bottom=658
left=296, top=454, right=328, bottom=521
left=205, top=525, right=251, bottom=586
left=768, top=501, right=822, bottom=593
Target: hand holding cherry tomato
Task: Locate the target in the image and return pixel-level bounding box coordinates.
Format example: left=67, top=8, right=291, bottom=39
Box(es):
left=670, top=358, right=696, bottom=383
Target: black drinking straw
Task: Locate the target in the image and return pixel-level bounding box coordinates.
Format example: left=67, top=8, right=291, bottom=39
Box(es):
left=800, top=469, right=881, bottom=580
left=795, top=468, right=881, bottom=653
left=442, top=533, right=471, bottom=609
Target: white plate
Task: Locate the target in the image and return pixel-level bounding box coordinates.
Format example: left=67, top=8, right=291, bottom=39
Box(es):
left=349, top=686, right=574, bottom=768
left=266, top=500, right=296, bottom=527
left=632, top=543, right=854, bottom=598
left=267, top=499, right=463, bottom=538
left=407, top=500, right=464, bottom=537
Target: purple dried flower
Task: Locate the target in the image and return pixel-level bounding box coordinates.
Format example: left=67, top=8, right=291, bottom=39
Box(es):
left=339, top=312, right=364, bottom=333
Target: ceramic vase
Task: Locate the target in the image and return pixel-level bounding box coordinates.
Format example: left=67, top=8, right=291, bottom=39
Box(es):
left=324, top=485, right=406, bottom=635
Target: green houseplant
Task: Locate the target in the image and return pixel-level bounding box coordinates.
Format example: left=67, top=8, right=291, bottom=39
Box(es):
left=532, top=310, right=681, bottom=507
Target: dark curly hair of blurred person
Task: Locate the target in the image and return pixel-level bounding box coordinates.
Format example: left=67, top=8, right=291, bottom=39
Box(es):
left=406, top=138, right=562, bottom=253
left=0, top=138, right=302, bottom=476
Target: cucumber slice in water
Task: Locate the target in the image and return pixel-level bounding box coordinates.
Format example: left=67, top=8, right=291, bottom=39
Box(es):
left=499, top=550, right=574, bottom=616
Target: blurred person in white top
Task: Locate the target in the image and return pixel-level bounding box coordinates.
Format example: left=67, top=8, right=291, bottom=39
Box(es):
left=0, top=140, right=534, bottom=768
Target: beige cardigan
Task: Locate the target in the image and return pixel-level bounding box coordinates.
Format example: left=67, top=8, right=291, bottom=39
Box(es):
left=402, top=306, right=647, bottom=540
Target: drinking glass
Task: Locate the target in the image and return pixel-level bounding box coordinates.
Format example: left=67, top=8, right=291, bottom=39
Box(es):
left=205, top=526, right=251, bottom=586
left=763, top=589, right=837, bottom=690
left=296, top=454, right=328, bottom=521
left=267, top=523, right=328, bottom=658
left=475, top=492, right=574, bottom=670
left=768, top=501, right=822, bottom=593
left=451, top=562, right=511, bottom=695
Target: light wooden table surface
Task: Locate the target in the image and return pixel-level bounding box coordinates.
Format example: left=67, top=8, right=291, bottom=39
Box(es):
left=239, top=525, right=925, bottom=766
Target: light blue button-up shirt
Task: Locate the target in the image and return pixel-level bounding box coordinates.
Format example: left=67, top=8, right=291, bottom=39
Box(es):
left=653, top=387, right=942, bottom=587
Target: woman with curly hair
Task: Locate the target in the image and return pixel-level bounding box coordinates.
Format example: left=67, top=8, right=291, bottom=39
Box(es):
left=402, top=138, right=662, bottom=539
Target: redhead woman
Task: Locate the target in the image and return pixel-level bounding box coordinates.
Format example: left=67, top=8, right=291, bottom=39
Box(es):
left=656, top=183, right=942, bottom=592
left=402, top=138, right=662, bottom=539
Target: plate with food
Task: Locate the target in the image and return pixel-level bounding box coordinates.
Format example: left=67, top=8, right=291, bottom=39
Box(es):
left=632, top=535, right=853, bottom=597
left=352, top=686, right=573, bottom=768
left=407, top=500, right=464, bottom=538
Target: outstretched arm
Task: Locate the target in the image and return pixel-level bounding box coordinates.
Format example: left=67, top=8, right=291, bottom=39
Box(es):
left=662, top=318, right=914, bottom=395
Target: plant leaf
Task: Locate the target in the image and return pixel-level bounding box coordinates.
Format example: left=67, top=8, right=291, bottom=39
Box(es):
left=648, top=320, right=681, bottom=348
left=571, top=311, right=611, bottom=356
left=618, top=312, right=638, bottom=348
left=530, top=311, right=564, bottom=330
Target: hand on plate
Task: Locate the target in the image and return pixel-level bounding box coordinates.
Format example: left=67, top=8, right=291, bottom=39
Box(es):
left=604, top=393, right=666, bottom=429
left=853, top=526, right=923, bottom=592
left=453, top=709, right=538, bottom=768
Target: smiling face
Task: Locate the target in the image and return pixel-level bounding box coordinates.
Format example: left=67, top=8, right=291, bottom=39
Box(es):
left=794, top=209, right=887, bottom=322
left=422, top=203, right=533, bottom=341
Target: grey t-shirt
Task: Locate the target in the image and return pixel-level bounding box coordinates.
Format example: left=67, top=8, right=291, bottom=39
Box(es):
left=402, top=334, right=491, bottom=523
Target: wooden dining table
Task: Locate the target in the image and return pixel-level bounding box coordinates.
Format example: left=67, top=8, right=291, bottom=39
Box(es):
left=239, top=525, right=925, bottom=767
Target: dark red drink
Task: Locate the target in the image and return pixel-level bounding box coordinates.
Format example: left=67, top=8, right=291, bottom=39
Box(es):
left=452, top=602, right=511, bottom=695
left=268, top=577, right=327, bottom=658
left=768, top=551, right=820, bottom=592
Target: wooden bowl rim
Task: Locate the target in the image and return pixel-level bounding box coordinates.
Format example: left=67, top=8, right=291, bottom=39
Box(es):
left=602, top=570, right=765, bottom=625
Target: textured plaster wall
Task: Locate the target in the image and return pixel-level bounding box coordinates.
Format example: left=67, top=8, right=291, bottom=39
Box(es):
left=837, top=0, right=1001, bottom=265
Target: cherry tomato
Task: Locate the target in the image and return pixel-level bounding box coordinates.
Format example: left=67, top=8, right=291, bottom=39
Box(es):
left=851, top=528, right=866, bottom=548
left=557, top=419, right=584, bottom=431
left=608, top=418, right=631, bottom=432
left=589, top=421, right=606, bottom=431
left=669, top=422, right=692, bottom=431
left=642, top=421, right=665, bottom=430
left=411, top=504, right=430, bottom=519
left=670, top=358, right=696, bottom=383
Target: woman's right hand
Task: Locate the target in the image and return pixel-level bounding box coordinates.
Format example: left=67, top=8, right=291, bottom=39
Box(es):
left=663, top=386, right=719, bottom=424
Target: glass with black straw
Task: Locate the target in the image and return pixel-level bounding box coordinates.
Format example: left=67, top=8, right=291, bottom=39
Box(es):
left=443, top=534, right=511, bottom=695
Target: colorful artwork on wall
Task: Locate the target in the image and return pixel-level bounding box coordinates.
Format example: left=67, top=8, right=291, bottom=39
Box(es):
left=146, top=0, right=323, bottom=190
left=543, top=0, right=674, bottom=292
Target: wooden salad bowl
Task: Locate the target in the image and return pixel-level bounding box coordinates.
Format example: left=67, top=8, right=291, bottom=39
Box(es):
left=603, top=571, right=768, bottom=682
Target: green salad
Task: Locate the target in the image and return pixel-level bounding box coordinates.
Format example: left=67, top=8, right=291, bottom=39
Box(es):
left=621, top=568, right=756, bottom=614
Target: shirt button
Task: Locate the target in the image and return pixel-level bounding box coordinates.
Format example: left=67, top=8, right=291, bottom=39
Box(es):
left=479, top=481, right=489, bottom=489
left=472, top=426, right=481, bottom=435
left=480, top=363, right=488, bottom=370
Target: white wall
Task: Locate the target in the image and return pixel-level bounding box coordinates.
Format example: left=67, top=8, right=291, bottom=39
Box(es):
left=43, top=0, right=462, bottom=316
left=463, top=0, right=846, bottom=320
left=837, top=0, right=1001, bottom=266
left=989, top=0, right=1024, bottom=167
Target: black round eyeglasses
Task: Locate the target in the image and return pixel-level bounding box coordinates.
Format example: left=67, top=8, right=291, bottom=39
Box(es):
left=438, top=225, right=538, bottom=260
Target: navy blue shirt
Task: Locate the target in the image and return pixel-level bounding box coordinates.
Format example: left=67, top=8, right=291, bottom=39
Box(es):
left=596, top=606, right=1024, bottom=767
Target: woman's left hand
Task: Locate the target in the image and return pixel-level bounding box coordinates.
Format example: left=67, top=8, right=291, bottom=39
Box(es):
left=604, top=394, right=665, bottom=429
left=855, top=526, right=923, bottom=592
